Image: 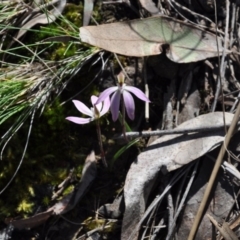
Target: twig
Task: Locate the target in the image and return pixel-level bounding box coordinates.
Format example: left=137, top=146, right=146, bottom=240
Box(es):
left=223, top=161, right=240, bottom=181
left=230, top=93, right=240, bottom=113
left=150, top=218, right=165, bottom=240
left=229, top=3, right=236, bottom=48
left=166, top=191, right=174, bottom=239
left=127, top=164, right=193, bottom=240
left=52, top=169, right=74, bottom=200
left=211, top=0, right=229, bottom=112
left=140, top=199, right=159, bottom=240
left=187, top=100, right=240, bottom=240
left=113, top=123, right=237, bottom=139
left=167, top=0, right=224, bottom=34
left=143, top=57, right=149, bottom=122
left=207, top=214, right=238, bottom=240
left=143, top=179, right=169, bottom=240
left=113, top=53, right=131, bottom=81
left=166, top=161, right=199, bottom=240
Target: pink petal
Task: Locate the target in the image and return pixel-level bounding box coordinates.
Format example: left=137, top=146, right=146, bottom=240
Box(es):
left=123, top=91, right=135, bottom=120
left=95, top=87, right=118, bottom=105
left=91, top=95, right=98, bottom=105
left=66, top=117, right=92, bottom=124
left=100, top=96, right=111, bottom=117
left=110, top=91, right=121, bottom=121
left=91, top=95, right=102, bottom=113
left=124, top=86, right=150, bottom=102
left=72, top=100, right=92, bottom=117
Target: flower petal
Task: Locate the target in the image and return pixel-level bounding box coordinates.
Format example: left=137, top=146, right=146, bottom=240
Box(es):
left=95, top=87, right=118, bottom=105
left=91, top=95, right=98, bottom=105
left=72, top=100, right=93, bottom=117
left=91, top=95, right=102, bottom=113
left=66, top=116, right=92, bottom=124
left=100, top=96, right=110, bottom=117
left=110, top=91, right=121, bottom=121
left=123, top=91, right=135, bottom=120
left=125, top=86, right=150, bottom=102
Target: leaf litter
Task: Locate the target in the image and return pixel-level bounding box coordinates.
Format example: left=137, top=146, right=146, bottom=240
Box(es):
left=2, top=0, right=240, bottom=240
left=121, top=112, right=234, bottom=240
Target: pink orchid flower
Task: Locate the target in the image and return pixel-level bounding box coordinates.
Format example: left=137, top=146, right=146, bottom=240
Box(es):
left=95, top=72, right=150, bottom=121
left=66, top=95, right=110, bottom=124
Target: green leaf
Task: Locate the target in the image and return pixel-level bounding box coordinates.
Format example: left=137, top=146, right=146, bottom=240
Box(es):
left=111, top=138, right=139, bottom=166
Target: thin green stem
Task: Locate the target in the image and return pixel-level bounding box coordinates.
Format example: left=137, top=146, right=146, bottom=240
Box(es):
left=121, top=96, right=128, bottom=142
left=96, top=120, right=107, bottom=167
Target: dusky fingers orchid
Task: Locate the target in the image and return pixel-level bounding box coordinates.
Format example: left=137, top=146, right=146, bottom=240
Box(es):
left=95, top=72, right=150, bottom=121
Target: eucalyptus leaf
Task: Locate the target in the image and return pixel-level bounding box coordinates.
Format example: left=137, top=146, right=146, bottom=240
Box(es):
left=121, top=112, right=234, bottom=239
left=80, top=16, right=225, bottom=63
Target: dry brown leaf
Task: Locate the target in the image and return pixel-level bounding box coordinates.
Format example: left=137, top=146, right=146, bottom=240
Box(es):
left=80, top=16, right=225, bottom=63
left=121, top=112, right=234, bottom=240
left=11, top=209, right=53, bottom=230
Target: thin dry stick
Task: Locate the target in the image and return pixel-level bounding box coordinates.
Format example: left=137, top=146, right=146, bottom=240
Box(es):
left=127, top=164, right=193, bottom=240
left=229, top=3, right=236, bottom=48
left=223, top=161, right=240, bottom=180
left=187, top=101, right=240, bottom=240
left=143, top=57, right=150, bottom=122
left=166, top=161, right=199, bottom=240
left=168, top=0, right=222, bottom=32
left=141, top=196, right=160, bottom=240
left=150, top=218, right=165, bottom=240
left=113, top=53, right=131, bottom=82
left=167, top=192, right=174, bottom=238
left=211, top=0, right=229, bottom=112
left=207, top=214, right=238, bottom=240
left=114, top=123, right=237, bottom=139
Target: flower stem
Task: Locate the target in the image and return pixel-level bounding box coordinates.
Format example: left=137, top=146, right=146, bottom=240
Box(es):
left=121, top=96, right=128, bottom=142
left=96, top=120, right=107, bottom=167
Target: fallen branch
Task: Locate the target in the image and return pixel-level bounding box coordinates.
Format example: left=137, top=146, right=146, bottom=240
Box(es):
left=114, top=123, right=240, bottom=140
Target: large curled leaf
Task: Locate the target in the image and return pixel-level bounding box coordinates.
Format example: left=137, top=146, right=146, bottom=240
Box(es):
left=121, top=112, right=234, bottom=240
left=80, top=16, right=224, bottom=63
